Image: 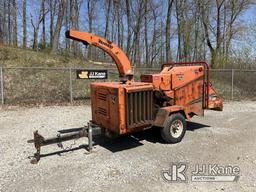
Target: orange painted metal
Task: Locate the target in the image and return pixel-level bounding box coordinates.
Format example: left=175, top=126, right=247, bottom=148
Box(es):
left=141, top=65, right=206, bottom=118
left=91, top=82, right=153, bottom=135
left=66, top=30, right=223, bottom=136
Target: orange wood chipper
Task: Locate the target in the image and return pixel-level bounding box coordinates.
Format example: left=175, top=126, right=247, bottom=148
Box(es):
left=28, top=30, right=223, bottom=163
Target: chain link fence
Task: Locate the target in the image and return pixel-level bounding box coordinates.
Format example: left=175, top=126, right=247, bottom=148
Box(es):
left=0, top=67, right=255, bottom=105
left=210, top=69, right=256, bottom=101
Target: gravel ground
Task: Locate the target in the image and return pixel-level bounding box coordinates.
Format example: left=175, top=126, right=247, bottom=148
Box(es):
left=0, top=101, right=256, bottom=192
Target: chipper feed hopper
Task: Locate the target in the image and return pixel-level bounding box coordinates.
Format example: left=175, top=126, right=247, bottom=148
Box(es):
left=28, top=30, right=223, bottom=163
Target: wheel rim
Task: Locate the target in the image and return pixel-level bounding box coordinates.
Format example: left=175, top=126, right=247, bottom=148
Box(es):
left=170, top=119, right=183, bottom=138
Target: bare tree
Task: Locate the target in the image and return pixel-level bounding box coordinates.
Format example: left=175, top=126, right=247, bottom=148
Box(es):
left=144, top=0, right=149, bottom=64
left=51, top=0, right=67, bottom=54
left=42, top=0, right=46, bottom=49
left=0, top=0, right=253, bottom=70
left=87, top=0, right=97, bottom=59
left=110, top=0, right=122, bottom=48
left=120, top=13, right=124, bottom=49
left=12, top=0, right=17, bottom=46
left=224, top=0, right=252, bottom=60
left=22, top=0, right=27, bottom=48
left=192, top=0, right=205, bottom=60
left=199, top=0, right=252, bottom=68
left=166, top=0, right=173, bottom=62
left=49, top=0, right=57, bottom=48
left=104, top=0, right=111, bottom=39
left=0, top=1, right=4, bottom=44
left=64, top=0, right=70, bottom=50
left=102, top=0, right=112, bottom=60
left=110, top=1, right=115, bottom=42
left=149, top=1, right=160, bottom=66
left=175, top=0, right=182, bottom=60
left=125, top=0, right=132, bottom=58
left=7, top=0, right=11, bottom=45
left=31, top=0, right=46, bottom=50
left=175, top=0, right=193, bottom=61
left=132, top=1, right=144, bottom=66
left=70, top=0, right=80, bottom=55
left=2, top=1, right=7, bottom=44
left=200, top=0, right=225, bottom=68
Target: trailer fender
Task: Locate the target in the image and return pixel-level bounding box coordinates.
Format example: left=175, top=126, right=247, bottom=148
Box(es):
left=153, top=105, right=189, bottom=127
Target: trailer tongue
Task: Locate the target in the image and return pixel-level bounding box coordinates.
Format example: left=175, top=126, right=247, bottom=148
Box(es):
left=27, top=124, right=91, bottom=164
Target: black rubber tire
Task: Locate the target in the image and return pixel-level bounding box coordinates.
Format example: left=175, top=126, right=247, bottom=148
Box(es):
left=161, top=113, right=187, bottom=143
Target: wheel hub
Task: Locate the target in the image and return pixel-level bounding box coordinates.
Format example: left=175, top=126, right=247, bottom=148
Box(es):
left=170, top=120, right=183, bottom=138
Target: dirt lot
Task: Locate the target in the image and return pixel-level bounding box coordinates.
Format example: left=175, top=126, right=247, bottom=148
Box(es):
left=0, top=101, right=256, bottom=192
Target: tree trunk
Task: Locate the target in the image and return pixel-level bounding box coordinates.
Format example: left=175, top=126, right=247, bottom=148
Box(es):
left=12, top=0, right=17, bottom=46
left=70, top=0, right=79, bottom=56
left=111, top=1, right=116, bottom=42
left=103, top=0, right=111, bottom=60
left=160, top=20, right=164, bottom=64
left=133, top=1, right=143, bottom=66
left=87, top=0, right=95, bottom=59
left=8, top=0, right=11, bottom=45
left=3, top=1, right=7, bottom=44
left=51, top=0, right=66, bottom=54
left=175, top=0, right=182, bottom=60
left=144, top=0, right=149, bottom=65
left=117, top=1, right=121, bottom=48
left=65, top=0, right=70, bottom=50
left=214, top=0, right=225, bottom=68
left=22, top=0, right=27, bottom=48
left=125, top=0, right=131, bottom=58
left=42, top=0, right=46, bottom=49
left=200, top=0, right=216, bottom=68
left=0, top=24, right=2, bottom=44
left=104, top=0, right=111, bottom=39
left=193, top=0, right=201, bottom=61
left=150, top=8, right=157, bottom=66
left=49, top=0, right=57, bottom=48
left=121, top=18, right=124, bottom=49
left=0, top=2, right=3, bottom=44
left=32, top=0, right=45, bottom=50
left=166, top=0, right=173, bottom=62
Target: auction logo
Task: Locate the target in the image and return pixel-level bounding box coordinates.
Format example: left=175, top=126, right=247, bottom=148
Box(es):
left=161, top=163, right=240, bottom=183
left=191, top=164, right=240, bottom=182
left=161, top=162, right=187, bottom=182
left=76, top=70, right=108, bottom=79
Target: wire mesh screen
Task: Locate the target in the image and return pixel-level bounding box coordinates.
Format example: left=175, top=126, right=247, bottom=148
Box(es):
left=233, top=70, right=256, bottom=101
left=3, top=68, right=70, bottom=104
left=0, top=67, right=256, bottom=105
left=71, top=71, right=94, bottom=101
left=210, top=69, right=232, bottom=100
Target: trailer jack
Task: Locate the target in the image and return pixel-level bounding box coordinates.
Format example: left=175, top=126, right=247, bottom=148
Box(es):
left=27, top=122, right=95, bottom=164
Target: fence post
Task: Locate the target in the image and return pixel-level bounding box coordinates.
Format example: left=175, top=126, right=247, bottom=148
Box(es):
left=0, top=67, right=4, bottom=105
left=231, top=69, right=234, bottom=100
left=69, top=68, right=73, bottom=104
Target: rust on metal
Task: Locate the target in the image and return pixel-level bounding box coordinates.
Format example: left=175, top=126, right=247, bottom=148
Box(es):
left=27, top=125, right=93, bottom=164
